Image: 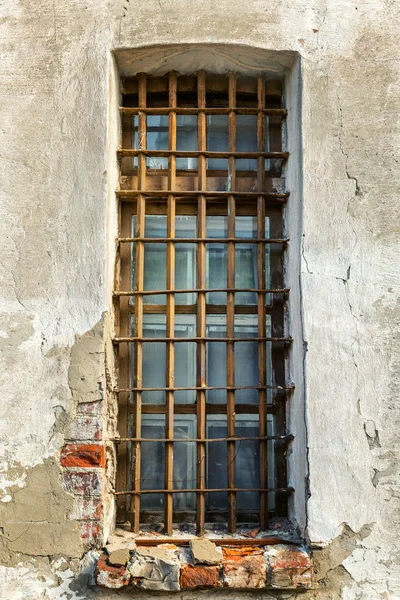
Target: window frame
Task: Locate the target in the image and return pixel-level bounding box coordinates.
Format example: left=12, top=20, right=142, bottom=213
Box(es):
left=114, top=70, right=293, bottom=535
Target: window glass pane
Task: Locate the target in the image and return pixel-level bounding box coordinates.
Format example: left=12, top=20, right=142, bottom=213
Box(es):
left=236, top=415, right=259, bottom=513
left=133, top=315, right=166, bottom=405
left=146, top=115, right=168, bottom=169
left=206, top=315, right=226, bottom=404
left=140, top=415, right=165, bottom=511
left=207, top=115, right=228, bottom=169
left=173, top=415, right=196, bottom=511
left=235, top=315, right=258, bottom=404
left=206, top=216, right=227, bottom=305
left=235, top=216, right=258, bottom=305
left=144, top=216, right=166, bottom=304
left=267, top=414, right=276, bottom=510
left=175, top=216, right=196, bottom=305
left=174, top=315, right=196, bottom=404
left=266, top=314, right=273, bottom=404
left=176, top=115, right=197, bottom=169
left=206, top=416, right=228, bottom=513
left=236, top=116, right=257, bottom=171
left=207, top=159, right=228, bottom=191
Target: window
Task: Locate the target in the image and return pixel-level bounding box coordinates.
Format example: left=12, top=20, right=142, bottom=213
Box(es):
left=114, top=71, right=293, bottom=535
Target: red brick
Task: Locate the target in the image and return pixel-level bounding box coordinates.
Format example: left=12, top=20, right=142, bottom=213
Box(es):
left=79, top=521, right=100, bottom=547
left=60, top=443, right=105, bottom=468
left=223, top=555, right=266, bottom=589
left=267, top=545, right=312, bottom=589
left=77, top=401, right=103, bottom=415
left=69, top=496, right=102, bottom=520
left=66, top=415, right=102, bottom=441
left=222, top=546, right=263, bottom=560
left=181, top=565, right=221, bottom=589
left=96, top=553, right=130, bottom=589
left=62, top=470, right=102, bottom=496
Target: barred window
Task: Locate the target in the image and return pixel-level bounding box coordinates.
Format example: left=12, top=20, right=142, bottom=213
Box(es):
left=114, top=71, right=293, bottom=534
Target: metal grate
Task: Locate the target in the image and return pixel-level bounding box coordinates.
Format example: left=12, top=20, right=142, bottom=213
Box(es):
left=114, top=71, right=293, bottom=535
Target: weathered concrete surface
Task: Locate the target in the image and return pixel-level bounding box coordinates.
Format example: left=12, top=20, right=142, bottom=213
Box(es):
left=0, top=0, right=399, bottom=598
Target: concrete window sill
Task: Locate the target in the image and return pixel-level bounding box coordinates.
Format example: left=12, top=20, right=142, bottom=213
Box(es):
left=95, top=528, right=313, bottom=591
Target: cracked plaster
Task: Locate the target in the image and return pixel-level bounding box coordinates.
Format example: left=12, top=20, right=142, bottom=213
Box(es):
left=0, top=0, right=399, bottom=598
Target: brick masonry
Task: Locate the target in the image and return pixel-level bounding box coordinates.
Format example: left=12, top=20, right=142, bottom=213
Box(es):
left=60, top=399, right=105, bottom=548
left=95, top=541, right=313, bottom=591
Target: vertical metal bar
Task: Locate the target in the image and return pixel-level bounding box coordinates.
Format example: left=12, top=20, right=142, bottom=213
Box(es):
left=131, top=72, right=147, bottom=533
left=257, top=73, right=268, bottom=529
left=196, top=70, right=207, bottom=535
left=227, top=72, right=237, bottom=533
left=164, top=71, right=177, bottom=534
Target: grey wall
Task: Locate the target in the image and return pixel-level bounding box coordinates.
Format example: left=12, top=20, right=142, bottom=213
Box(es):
left=0, top=0, right=399, bottom=598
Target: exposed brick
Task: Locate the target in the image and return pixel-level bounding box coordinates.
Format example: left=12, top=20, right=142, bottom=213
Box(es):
left=66, top=415, right=102, bottom=441
left=60, top=443, right=106, bottom=468
left=267, top=544, right=313, bottom=589
left=62, top=470, right=102, bottom=496
left=69, top=496, right=102, bottom=520
left=77, top=400, right=103, bottom=415
left=223, top=555, right=266, bottom=589
left=181, top=565, right=221, bottom=589
left=222, top=546, right=263, bottom=559
left=96, top=553, right=130, bottom=589
left=79, top=521, right=101, bottom=548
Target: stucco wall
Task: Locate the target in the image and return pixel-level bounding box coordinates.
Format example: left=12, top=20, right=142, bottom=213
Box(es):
left=0, top=0, right=399, bottom=598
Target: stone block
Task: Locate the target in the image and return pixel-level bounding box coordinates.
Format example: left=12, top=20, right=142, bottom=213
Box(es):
left=60, top=443, right=106, bottom=468
left=223, top=555, right=266, bottom=589
left=266, top=544, right=312, bottom=589
left=181, top=564, right=221, bottom=589
left=190, top=537, right=223, bottom=565
left=108, top=548, right=130, bottom=566
left=96, top=553, right=130, bottom=589
left=62, top=470, right=102, bottom=496
left=105, top=531, right=137, bottom=554
left=128, top=547, right=180, bottom=591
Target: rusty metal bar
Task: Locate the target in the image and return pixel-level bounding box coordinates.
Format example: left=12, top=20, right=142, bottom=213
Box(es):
left=164, top=71, right=177, bottom=534
left=118, top=149, right=289, bottom=160
left=115, top=487, right=294, bottom=496
left=114, top=336, right=292, bottom=343
left=227, top=72, right=237, bottom=533
left=115, top=384, right=295, bottom=393
left=116, top=435, right=294, bottom=443
left=114, top=287, right=290, bottom=296
left=134, top=538, right=296, bottom=547
left=130, top=72, right=147, bottom=533
left=117, top=190, right=288, bottom=200
left=121, top=107, right=287, bottom=116
left=117, top=237, right=288, bottom=244
left=196, top=70, right=207, bottom=535
left=257, top=74, right=268, bottom=529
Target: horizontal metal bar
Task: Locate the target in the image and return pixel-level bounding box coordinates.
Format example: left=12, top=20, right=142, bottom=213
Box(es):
left=114, top=288, right=290, bottom=297
left=139, top=404, right=279, bottom=415
left=114, top=487, right=294, bottom=496
left=113, top=336, right=293, bottom=344
left=114, top=435, right=294, bottom=443
left=117, top=190, right=289, bottom=200
left=115, top=384, right=295, bottom=393
left=117, top=237, right=288, bottom=244
left=120, top=107, right=287, bottom=116
left=135, top=538, right=296, bottom=547
left=118, top=149, right=289, bottom=160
